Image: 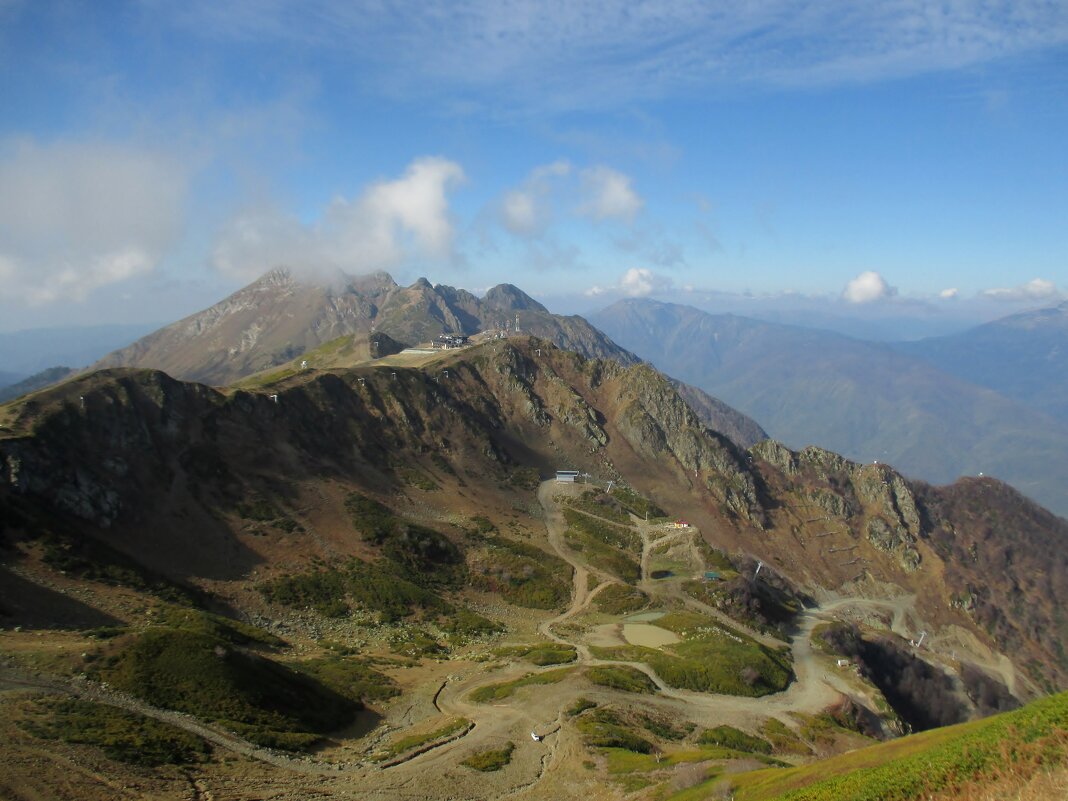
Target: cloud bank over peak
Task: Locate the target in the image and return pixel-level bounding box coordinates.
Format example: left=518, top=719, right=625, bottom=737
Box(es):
left=212, top=156, right=466, bottom=282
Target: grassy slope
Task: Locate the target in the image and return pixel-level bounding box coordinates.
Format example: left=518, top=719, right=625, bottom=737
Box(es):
left=708, top=691, right=1068, bottom=801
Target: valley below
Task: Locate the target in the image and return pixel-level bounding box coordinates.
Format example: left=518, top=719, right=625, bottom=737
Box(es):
left=1, top=334, right=1066, bottom=800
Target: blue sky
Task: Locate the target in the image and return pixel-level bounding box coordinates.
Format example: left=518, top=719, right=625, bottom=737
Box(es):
left=1, top=0, right=1066, bottom=333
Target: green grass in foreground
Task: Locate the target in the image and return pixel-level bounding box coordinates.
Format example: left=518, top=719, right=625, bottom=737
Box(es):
left=712, top=690, right=1068, bottom=801
left=22, top=698, right=210, bottom=766
left=587, top=665, right=658, bottom=694
left=461, top=741, right=515, bottom=771
left=469, top=667, right=575, bottom=703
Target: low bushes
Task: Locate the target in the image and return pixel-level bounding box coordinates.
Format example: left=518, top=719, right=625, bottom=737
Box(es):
left=95, top=628, right=360, bottom=750
left=469, top=667, right=575, bottom=703
left=22, top=698, right=209, bottom=766
left=461, top=741, right=515, bottom=771
left=587, top=665, right=658, bottom=694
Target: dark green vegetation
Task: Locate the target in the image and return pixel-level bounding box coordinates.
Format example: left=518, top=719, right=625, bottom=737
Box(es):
left=586, top=665, right=658, bottom=694
left=494, top=642, right=578, bottom=666
left=723, top=690, right=1068, bottom=801
left=610, top=486, right=666, bottom=519
left=507, top=466, right=541, bottom=491
left=461, top=741, right=515, bottom=772
left=438, top=608, right=505, bottom=643
left=155, top=605, right=284, bottom=647
left=21, top=698, right=210, bottom=766
left=291, top=656, right=399, bottom=702
left=345, top=493, right=463, bottom=583
left=235, top=496, right=303, bottom=533
left=261, top=496, right=501, bottom=632
left=395, top=466, right=440, bottom=491
left=377, top=718, right=472, bottom=761
left=594, top=583, right=649, bottom=615
left=259, top=558, right=445, bottom=621
left=567, top=697, right=597, bottom=717
left=37, top=530, right=201, bottom=607
left=574, top=707, right=653, bottom=753
left=697, top=725, right=772, bottom=754
left=591, top=612, right=793, bottom=696
left=818, top=623, right=967, bottom=731
left=471, top=536, right=572, bottom=609
left=683, top=566, right=804, bottom=638
left=95, top=628, right=361, bottom=750
left=566, top=490, right=635, bottom=525
left=563, top=507, right=641, bottom=583
left=468, top=667, right=575, bottom=703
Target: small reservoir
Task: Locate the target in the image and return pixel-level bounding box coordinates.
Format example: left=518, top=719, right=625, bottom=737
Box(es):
left=622, top=623, right=680, bottom=648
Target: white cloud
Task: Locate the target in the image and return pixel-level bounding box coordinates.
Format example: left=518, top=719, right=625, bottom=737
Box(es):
left=586, top=267, right=672, bottom=298
left=981, top=278, right=1063, bottom=302
left=940, top=287, right=959, bottom=299
left=498, top=159, right=571, bottom=237
left=166, top=1, right=1068, bottom=111
left=213, top=156, right=466, bottom=281
left=579, top=166, right=643, bottom=222
left=0, top=139, right=186, bottom=304
left=841, top=270, right=897, bottom=304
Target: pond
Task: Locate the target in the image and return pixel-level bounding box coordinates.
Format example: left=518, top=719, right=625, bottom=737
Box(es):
left=622, top=623, right=680, bottom=648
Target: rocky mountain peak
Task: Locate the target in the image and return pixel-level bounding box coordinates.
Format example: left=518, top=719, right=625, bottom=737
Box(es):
left=482, top=284, right=548, bottom=313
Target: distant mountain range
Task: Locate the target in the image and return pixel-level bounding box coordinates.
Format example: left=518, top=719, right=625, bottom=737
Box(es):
left=591, top=298, right=1068, bottom=518
left=896, top=301, right=1068, bottom=425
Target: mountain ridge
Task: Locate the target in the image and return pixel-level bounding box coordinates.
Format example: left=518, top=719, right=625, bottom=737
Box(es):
left=94, top=269, right=640, bottom=386
left=591, top=297, right=1068, bottom=518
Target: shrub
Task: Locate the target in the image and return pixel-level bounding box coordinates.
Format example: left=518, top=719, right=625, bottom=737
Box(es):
left=461, top=742, right=515, bottom=771
left=697, top=725, right=772, bottom=754
left=377, top=718, right=471, bottom=761
left=292, top=656, right=399, bottom=702
left=469, top=667, right=574, bottom=703
left=22, top=698, right=209, bottom=766
left=575, top=708, right=653, bottom=753
left=589, top=612, right=793, bottom=697
left=471, top=538, right=571, bottom=609
left=587, top=665, right=658, bottom=694
left=594, top=584, right=649, bottom=615
left=494, top=642, right=578, bottom=666
left=97, top=628, right=360, bottom=750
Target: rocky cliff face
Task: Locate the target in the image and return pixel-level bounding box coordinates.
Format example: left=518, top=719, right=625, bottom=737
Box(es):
left=748, top=438, right=1068, bottom=691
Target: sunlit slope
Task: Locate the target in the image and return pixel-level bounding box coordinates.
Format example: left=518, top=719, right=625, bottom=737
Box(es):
left=697, top=690, right=1068, bottom=801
